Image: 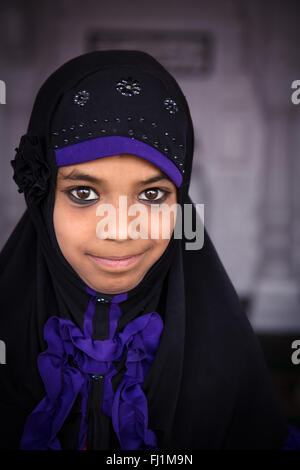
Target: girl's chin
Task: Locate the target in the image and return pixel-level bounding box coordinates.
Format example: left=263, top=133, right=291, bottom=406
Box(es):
left=89, top=277, right=143, bottom=295
left=84, top=270, right=146, bottom=294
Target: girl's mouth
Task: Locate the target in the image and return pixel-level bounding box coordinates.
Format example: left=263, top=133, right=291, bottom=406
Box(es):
left=87, top=251, right=147, bottom=269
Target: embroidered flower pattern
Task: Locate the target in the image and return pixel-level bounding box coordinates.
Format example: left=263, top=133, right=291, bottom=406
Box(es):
left=10, top=135, right=51, bottom=204
left=164, top=98, right=179, bottom=114
left=73, top=90, right=90, bottom=107
left=116, top=77, right=141, bottom=96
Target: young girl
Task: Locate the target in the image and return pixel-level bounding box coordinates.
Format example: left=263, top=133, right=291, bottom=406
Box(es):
left=0, top=50, right=298, bottom=450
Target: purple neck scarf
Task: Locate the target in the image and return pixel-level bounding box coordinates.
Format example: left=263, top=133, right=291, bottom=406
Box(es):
left=20, top=286, right=163, bottom=450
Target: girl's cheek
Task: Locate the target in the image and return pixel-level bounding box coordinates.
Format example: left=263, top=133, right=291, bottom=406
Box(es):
left=54, top=195, right=92, bottom=236
left=53, top=212, right=78, bottom=250
left=147, top=207, right=177, bottom=241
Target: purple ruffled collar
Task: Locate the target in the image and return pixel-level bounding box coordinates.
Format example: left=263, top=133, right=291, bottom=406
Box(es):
left=20, top=286, right=163, bottom=450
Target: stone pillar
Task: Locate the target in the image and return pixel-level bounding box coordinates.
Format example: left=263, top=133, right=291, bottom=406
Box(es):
left=247, top=0, right=300, bottom=332
left=250, top=109, right=300, bottom=331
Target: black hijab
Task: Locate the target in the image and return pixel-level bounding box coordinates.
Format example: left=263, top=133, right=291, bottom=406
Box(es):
left=0, top=50, right=288, bottom=450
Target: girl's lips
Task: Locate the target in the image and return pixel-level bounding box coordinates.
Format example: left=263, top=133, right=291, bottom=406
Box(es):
left=88, top=251, right=146, bottom=269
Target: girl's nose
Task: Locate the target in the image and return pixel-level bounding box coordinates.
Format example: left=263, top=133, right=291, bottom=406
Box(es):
left=95, top=196, right=149, bottom=241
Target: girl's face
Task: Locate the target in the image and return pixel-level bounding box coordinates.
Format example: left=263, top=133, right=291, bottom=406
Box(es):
left=54, top=154, right=177, bottom=294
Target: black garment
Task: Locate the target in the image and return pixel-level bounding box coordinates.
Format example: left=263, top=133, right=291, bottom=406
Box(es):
left=0, top=50, right=288, bottom=449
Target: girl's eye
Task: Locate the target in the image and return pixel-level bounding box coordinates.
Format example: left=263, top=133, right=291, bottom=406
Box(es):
left=63, top=186, right=171, bottom=205
left=67, top=186, right=99, bottom=204
left=138, top=187, right=170, bottom=204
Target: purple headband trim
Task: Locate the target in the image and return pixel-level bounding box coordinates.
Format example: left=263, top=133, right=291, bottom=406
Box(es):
left=54, top=136, right=182, bottom=188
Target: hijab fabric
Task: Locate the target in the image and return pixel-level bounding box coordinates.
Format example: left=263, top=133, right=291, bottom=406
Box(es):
left=0, top=50, right=289, bottom=450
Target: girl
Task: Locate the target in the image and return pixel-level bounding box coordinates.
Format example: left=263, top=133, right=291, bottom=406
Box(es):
left=0, top=50, right=298, bottom=450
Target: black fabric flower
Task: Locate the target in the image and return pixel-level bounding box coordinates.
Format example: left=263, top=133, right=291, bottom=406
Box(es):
left=10, top=135, right=51, bottom=204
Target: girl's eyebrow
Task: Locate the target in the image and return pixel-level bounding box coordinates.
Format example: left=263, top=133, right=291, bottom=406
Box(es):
left=59, top=170, right=171, bottom=185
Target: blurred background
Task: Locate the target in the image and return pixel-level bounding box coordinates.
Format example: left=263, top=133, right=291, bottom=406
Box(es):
left=0, top=0, right=299, bottom=428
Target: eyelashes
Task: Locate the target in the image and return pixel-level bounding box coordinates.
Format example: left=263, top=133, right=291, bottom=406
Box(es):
left=139, top=188, right=171, bottom=204
left=66, top=187, right=98, bottom=204
left=61, top=186, right=171, bottom=206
